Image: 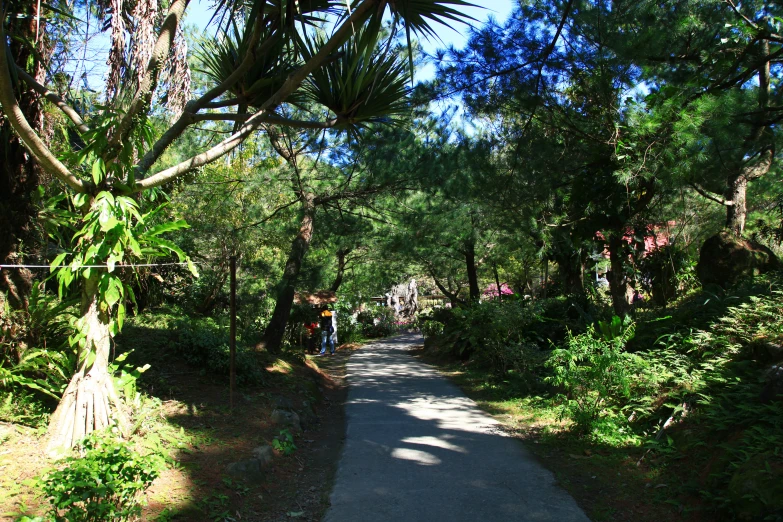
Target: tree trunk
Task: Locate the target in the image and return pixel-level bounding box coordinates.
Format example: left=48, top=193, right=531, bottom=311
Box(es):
left=0, top=1, right=47, bottom=315
left=726, top=174, right=748, bottom=236
left=46, top=272, right=128, bottom=455
left=543, top=260, right=549, bottom=299
left=725, top=38, right=774, bottom=237
left=329, top=248, right=350, bottom=293
left=465, top=240, right=480, bottom=301
left=557, top=252, right=585, bottom=296
left=608, top=234, right=633, bottom=317
left=261, top=193, right=316, bottom=353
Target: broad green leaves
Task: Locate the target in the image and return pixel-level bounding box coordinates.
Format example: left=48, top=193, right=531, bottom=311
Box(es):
left=51, top=193, right=198, bottom=341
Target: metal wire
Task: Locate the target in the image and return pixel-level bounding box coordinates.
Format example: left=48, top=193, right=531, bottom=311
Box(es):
left=0, top=262, right=196, bottom=269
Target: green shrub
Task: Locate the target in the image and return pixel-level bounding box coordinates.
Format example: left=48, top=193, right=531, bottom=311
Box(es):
left=272, top=428, right=297, bottom=455
left=423, top=298, right=583, bottom=377
left=40, top=430, right=164, bottom=522
left=414, top=275, right=783, bottom=519
left=420, top=319, right=444, bottom=339
left=546, top=321, right=642, bottom=436
left=0, top=389, right=50, bottom=428
left=333, top=298, right=361, bottom=344
left=357, top=307, right=396, bottom=338
left=284, top=303, right=318, bottom=349
left=173, top=317, right=265, bottom=385
left=1, top=286, right=77, bottom=403
left=636, top=245, right=690, bottom=306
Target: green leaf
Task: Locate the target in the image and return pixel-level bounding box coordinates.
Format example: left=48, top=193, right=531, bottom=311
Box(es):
left=385, top=0, right=480, bottom=42
left=96, top=191, right=116, bottom=206
left=92, top=157, right=106, bottom=185
left=128, top=236, right=142, bottom=256
left=117, top=303, right=126, bottom=331
left=99, top=214, right=120, bottom=232
left=146, top=237, right=187, bottom=261
left=42, top=2, right=84, bottom=24
left=187, top=259, right=199, bottom=277
left=103, top=276, right=122, bottom=308
left=73, top=193, right=89, bottom=208
left=50, top=252, right=67, bottom=271
left=143, top=220, right=191, bottom=237
left=107, top=254, right=123, bottom=272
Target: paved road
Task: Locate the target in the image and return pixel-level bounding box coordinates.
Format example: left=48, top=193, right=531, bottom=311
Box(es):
left=324, top=334, right=590, bottom=522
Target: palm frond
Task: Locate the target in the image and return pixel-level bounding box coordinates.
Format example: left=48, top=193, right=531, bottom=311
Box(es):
left=302, top=26, right=412, bottom=134
left=208, top=0, right=342, bottom=34
left=385, top=0, right=480, bottom=41
left=196, top=19, right=306, bottom=108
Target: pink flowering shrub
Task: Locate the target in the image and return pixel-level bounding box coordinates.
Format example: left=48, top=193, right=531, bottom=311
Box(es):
left=482, top=283, right=515, bottom=299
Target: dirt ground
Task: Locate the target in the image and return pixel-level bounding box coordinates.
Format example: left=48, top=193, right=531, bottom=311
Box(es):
left=0, top=345, right=355, bottom=522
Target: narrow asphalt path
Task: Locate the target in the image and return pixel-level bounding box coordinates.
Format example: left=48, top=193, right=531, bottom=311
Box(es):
left=324, top=334, right=590, bottom=522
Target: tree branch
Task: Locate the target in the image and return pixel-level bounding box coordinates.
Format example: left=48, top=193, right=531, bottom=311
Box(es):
left=322, top=202, right=394, bottom=225
left=725, top=0, right=760, bottom=32
left=191, top=113, right=251, bottom=122
left=250, top=0, right=376, bottom=113
left=191, top=112, right=345, bottom=129
left=263, top=113, right=346, bottom=129
left=134, top=121, right=258, bottom=190
left=0, top=17, right=86, bottom=192
left=709, top=47, right=783, bottom=93
left=190, top=13, right=266, bottom=112
left=427, top=266, right=463, bottom=304
left=203, top=97, right=243, bottom=109
left=16, top=66, right=89, bottom=133
left=134, top=0, right=377, bottom=190
left=137, top=13, right=270, bottom=175
left=316, top=185, right=392, bottom=205
left=233, top=198, right=302, bottom=232
left=690, top=183, right=733, bottom=206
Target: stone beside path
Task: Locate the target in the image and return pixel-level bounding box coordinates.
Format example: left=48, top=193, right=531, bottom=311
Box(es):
left=324, top=334, right=590, bottom=522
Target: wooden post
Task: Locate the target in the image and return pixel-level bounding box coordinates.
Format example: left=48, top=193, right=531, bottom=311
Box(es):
left=229, top=256, right=236, bottom=410
left=493, top=262, right=502, bottom=301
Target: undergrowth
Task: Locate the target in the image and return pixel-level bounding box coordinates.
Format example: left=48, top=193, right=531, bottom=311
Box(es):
left=38, top=430, right=165, bottom=522
left=113, top=307, right=267, bottom=386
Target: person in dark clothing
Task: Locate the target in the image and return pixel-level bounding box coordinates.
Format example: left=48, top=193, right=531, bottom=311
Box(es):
left=319, top=306, right=335, bottom=355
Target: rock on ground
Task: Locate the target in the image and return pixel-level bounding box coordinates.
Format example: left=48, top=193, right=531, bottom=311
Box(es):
left=697, top=231, right=779, bottom=287
left=226, top=444, right=274, bottom=483
left=271, top=408, right=302, bottom=434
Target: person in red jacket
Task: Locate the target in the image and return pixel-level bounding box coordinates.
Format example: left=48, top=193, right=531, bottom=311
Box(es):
left=304, top=320, right=318, bottom=354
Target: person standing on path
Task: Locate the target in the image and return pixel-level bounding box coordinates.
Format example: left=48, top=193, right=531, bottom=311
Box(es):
left=304, top=320, right=318, bottom=354
left=319, top=306, right=335, bottom=355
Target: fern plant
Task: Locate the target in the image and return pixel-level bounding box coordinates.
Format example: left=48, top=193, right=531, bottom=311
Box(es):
left=546, top=322, right=642, bottom=436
